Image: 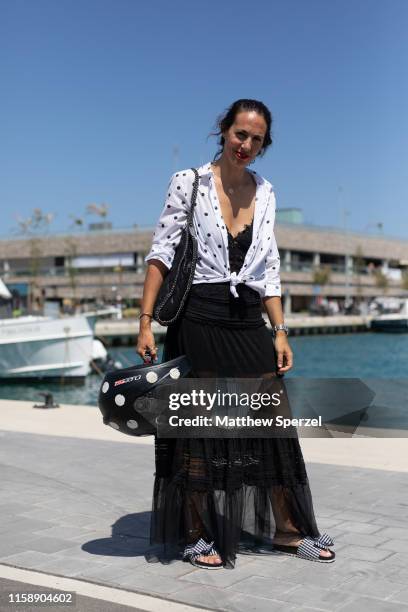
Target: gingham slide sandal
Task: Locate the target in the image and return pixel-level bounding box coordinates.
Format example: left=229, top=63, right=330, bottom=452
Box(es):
left=273, top=533, right=335, bottom=563
left=183, top=537, right=223, bottom=569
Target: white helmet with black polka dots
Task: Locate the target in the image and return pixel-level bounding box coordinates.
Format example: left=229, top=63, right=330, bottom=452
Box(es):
left=98, top=355, right=191, bottom=436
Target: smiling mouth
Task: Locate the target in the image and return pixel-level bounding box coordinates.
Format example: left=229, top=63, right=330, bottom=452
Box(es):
left=236, top=151, right=249, bottom=160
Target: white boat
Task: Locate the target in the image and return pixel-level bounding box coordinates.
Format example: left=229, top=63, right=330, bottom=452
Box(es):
left=370, top=299, right=408, bottom=333
left=0, top=315, right=94, bottom=381
left=0, top=278, right=12, bottom=300
left=82, top=306, right=121, bottom=332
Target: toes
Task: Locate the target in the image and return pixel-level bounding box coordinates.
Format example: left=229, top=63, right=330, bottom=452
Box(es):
left=197, top=554, right=221, bottom=565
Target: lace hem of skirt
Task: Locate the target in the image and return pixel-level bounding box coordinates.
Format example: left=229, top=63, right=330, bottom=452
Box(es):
left=147, top=481, right=320, bottom=569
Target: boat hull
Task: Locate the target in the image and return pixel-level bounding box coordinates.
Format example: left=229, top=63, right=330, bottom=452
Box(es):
left=0, top=316, right=93, bottom=380
left=370, top=318, right=408, bottom=333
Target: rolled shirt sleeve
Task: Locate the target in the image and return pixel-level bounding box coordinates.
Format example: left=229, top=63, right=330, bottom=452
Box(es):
left=145, top=172, right=189, bottom=270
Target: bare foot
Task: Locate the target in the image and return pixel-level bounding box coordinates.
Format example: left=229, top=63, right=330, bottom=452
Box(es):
left=316, top=548, right=333, bottom=558
left=196, top=553, right=223, bottom=565
left=273, top=535, right=333, bottom=559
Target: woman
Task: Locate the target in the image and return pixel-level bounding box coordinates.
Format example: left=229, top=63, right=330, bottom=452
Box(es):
left=137, top=99, right=335, bottom=569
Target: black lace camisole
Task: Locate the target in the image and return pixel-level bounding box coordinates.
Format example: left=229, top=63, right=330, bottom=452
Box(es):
left=183, top=219, right=265, bottom=328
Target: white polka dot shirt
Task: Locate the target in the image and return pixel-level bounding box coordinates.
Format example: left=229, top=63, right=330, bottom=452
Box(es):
left=145, top=162, right=281, bottom=299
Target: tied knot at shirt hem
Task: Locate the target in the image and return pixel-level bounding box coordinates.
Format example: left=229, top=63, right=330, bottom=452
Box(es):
left=228, top=274, right=281, bottom=299
left=229, top=271, right=241, bottom=298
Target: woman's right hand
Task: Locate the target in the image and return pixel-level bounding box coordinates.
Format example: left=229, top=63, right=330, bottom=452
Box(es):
left=136, top=261, right=168, bottom=363
left=136, top=327, right=158, bottom=363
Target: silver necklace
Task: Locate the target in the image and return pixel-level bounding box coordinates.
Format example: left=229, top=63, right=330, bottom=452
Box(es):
left=211, top=164, right=244, bottom=196
left=226, top=182, right=245, bottom=196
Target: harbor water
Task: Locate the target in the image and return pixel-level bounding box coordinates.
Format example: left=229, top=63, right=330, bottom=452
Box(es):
left=1, top=331, right=407, bottom=401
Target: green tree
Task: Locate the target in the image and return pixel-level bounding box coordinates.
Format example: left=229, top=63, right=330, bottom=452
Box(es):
left=64, top=237, right=79, bottom=306
left=312, top=266, right=331, bottom=287
left=353, top=245, right=365, bottom=300
left=374, top=269, right=389, bottom=294
left=401, top=270, right=408, bottom=291
left=86, top=203, right=110, bottom=300
left=15, top=209, right=54, bottom=312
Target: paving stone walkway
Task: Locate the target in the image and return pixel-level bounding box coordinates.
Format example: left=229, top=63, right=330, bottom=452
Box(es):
left=1, top=429, right=408, bottom=611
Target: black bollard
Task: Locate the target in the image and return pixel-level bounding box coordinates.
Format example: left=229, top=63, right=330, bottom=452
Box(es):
left=33, top=392, right=60, bottom=409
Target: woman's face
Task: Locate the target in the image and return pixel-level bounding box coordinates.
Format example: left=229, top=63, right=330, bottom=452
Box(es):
left=222, top=111, right=267, bottom=166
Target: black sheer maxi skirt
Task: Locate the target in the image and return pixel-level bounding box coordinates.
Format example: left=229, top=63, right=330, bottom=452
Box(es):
left=147, top=283, right=320, bottom=569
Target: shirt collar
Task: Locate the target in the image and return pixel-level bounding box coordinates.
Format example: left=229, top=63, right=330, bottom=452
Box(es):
left=198, top=162, right=264, bottom=185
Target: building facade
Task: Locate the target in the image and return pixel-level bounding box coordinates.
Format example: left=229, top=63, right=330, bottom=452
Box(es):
left=1, top=222, right=407, bottom=314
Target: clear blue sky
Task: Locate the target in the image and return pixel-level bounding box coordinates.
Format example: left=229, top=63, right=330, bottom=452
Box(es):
left=1, top=0, right=407, bottom=239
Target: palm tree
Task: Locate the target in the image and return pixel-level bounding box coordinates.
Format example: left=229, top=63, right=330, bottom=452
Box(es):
left=86, top=202, right=110, bottom=300
left=64, top=237, right=79, bottom=306
left=374, top=269, right=389, bottom=294
left=401, top=270, right=408, bottom=292
left=86, top=202, right=109, bottom=220
left=353, top=245, right=365, bottom=303
left=312, top=266, right=331, bottom=287
left=69, top=214, right=85, bottom=229
left=14, top=209, right=54, bottom=312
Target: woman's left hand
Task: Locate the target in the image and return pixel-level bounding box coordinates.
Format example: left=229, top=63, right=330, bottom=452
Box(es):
left=274, top=333, right=293, bottom=373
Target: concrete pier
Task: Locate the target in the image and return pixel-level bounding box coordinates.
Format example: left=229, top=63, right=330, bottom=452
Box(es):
left=95, top=315, right=373, bottom=346
left=1, top=399, right=408, bottom=611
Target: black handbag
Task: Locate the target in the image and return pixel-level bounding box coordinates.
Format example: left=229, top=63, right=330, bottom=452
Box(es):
left=153, top=168, right=199, bottom=325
